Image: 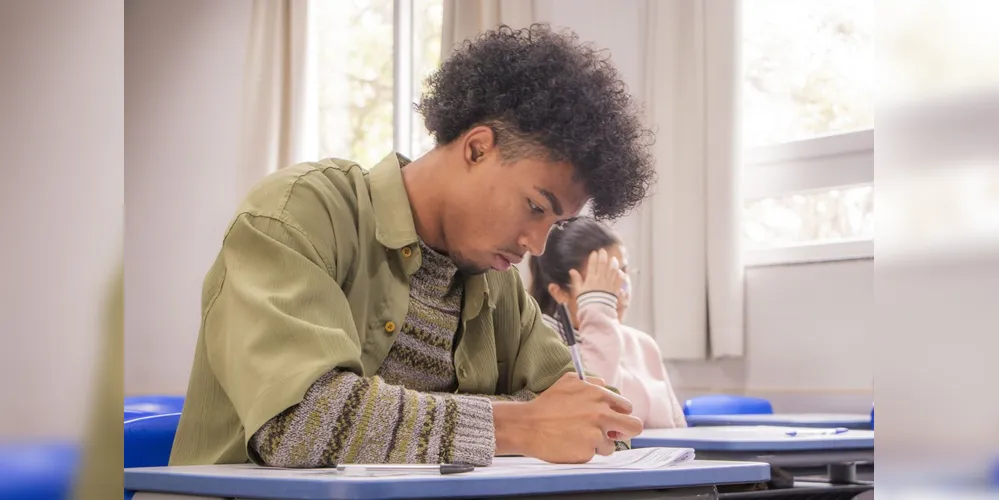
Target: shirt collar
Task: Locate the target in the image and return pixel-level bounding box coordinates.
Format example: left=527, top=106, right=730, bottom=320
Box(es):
left=368, top=152, right=418, bottom=250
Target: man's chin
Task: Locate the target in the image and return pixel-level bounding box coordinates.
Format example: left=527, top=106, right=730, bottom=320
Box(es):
left=457, top=263, right=491, bottom=276
left=450, top=251, right=493, bottom=276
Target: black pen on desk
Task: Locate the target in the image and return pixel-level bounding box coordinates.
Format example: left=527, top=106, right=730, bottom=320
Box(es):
left=556, top=303, right=586, bottom=380
left=335, top=463, right=474, bottom=475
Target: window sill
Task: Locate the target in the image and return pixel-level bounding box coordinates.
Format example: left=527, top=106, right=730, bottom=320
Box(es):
left=744, top=239, right=874, bottom=267
left=744, top=130, right=874, bottom=199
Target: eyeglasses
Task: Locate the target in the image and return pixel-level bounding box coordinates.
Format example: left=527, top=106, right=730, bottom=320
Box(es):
left=620, top=268, right=639, bottom=293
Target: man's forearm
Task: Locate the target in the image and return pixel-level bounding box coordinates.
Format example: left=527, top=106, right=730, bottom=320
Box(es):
left=250, top=369, right=495, bottom=467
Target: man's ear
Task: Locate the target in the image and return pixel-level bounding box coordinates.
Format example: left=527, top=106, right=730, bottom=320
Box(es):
left=462, top=125, right=496, bottom=165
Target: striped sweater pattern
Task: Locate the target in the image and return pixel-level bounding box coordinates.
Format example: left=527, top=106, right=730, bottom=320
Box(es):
left=250, top=241, right=507, bottom=467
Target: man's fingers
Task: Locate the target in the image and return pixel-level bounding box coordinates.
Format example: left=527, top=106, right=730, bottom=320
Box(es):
left=600, top=412, right=644, bottom=440
left=595, top=438, right=617, bottom=457
left=599, top=387, right=634, bottom=414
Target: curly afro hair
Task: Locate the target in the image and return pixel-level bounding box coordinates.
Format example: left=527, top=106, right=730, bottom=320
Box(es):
left=416, top=24, right=656, bottom=221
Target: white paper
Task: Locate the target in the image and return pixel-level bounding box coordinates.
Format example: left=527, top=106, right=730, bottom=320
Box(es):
left=469, top=447, right=696, bottom=476
left=244, top=447, right=696, bottom=478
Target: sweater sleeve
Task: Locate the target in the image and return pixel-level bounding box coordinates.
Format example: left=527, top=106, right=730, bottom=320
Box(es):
left=250, top=369, right=495, bottom=467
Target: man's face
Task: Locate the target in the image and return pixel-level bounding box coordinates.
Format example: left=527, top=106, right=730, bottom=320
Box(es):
left=442, top=148, right=590, bottom=275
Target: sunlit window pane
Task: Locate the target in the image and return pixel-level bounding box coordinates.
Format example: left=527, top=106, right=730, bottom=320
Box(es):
left=741, top=0, right=874, bottom=147
left=743, top=184, right=874, bottom=250
left=412, top=0, right=444, bottom=157
left=315, top=0, right=394, bottom=167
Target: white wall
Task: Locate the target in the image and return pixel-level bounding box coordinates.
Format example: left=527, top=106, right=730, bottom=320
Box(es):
left=0, top=1, right=123, bottom=438
left=125, top=0, right=251, bottom=395
left=668, top=259, right=874, bottom=412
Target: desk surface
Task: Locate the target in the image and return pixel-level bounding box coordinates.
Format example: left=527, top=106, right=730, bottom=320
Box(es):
left=686, top=413, right=871, bottom=429
left=124, top=460, right=770, bottom=500
left=633, top=426, right=875, bottom=452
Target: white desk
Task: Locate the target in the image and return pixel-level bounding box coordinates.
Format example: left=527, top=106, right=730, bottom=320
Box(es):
left=125, top=459, right=770, bottom=500
left=686, top=413, right=871, bottom=430
left=633, top=427, right=874, bottom=486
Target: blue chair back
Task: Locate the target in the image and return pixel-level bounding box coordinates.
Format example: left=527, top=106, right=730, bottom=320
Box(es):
left=124, top=408, right=154, bottom=421
left=124, top=395, right=185, bottom=415
left=683, top=394, right=774, bottom=416
left=124, top=412, right=181, bottom=468
left=0, top=441, right=78, bottom=500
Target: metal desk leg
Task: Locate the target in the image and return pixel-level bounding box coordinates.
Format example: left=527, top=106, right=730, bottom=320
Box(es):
left=496, top=486, right=720, bottom=500
left=828, top=463, right=857, bottom=484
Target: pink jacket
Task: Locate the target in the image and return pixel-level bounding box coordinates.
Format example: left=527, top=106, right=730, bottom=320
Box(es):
left=544, top=291, right=687, bottom=429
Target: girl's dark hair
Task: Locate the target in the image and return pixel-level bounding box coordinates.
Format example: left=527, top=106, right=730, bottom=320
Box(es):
left=528, top=217, right=620, bottom=316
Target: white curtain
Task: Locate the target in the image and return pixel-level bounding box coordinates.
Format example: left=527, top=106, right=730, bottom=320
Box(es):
left=237, top=0, right=317, bottom=197
left=441, top=0, right=537, bottom=59
left=637, top=0, right=744, bottom=359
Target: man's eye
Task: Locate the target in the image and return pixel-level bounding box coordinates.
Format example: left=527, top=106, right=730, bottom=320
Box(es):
left=528, top=199, right=545, bottom=214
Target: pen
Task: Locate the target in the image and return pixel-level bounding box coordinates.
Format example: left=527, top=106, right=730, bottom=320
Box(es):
left=556, top=303, right=586, bottom=380
left=784, top=427, right=849, bottom=437
left=335, top=463, right=474, bottom=475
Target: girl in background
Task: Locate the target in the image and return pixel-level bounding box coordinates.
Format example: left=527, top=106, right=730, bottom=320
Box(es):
left=529, top=217, right=686, bottom=428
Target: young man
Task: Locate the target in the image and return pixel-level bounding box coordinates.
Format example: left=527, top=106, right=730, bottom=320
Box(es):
left=170, top=24, right=656, bottom=468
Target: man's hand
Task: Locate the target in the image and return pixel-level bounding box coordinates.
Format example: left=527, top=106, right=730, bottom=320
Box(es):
left=493, top=373, right=644, bottom=463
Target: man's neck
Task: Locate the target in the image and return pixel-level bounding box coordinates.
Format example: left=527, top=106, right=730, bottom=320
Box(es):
left=401, top=148, right=450, bottom=253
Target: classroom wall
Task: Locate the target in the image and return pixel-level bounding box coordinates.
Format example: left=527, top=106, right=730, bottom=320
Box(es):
left=0, top=2, right=122, bottom=438
left=124, top=0, right=252, bottom=395
left=122, top=0, right=875, bottom=413
left=669, top=259, right=874, bottom=412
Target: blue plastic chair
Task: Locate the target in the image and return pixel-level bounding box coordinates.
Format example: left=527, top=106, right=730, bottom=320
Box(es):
left=683, top=394, right=774, bottom=416
left=0, top=441, right=78, bottom=500
left=124, top=395, right=185, bottom=415
left=124, top=412, right=181, bottom=469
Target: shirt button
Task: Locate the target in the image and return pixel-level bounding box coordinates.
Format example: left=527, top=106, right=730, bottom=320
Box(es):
left=384, top=321, right=396, bottom=333
left=401, top=247, right=413, bottom=258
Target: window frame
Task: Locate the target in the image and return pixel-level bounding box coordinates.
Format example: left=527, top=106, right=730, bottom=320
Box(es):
left=743, top=129, right=875, bottom=267
left=392, top=0, right=415, bottom=159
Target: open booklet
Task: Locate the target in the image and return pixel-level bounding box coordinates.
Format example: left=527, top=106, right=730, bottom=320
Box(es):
left=250, top=447, right=696, bottom=478
left=471, top=447, right=696, bottom=475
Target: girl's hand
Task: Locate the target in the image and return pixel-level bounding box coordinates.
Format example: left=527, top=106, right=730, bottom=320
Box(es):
left=568, top=248, right=626, bottom=300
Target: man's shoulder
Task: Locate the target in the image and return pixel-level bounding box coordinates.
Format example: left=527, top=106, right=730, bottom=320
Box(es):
left=237, top=159, right=367, bottom=219
left=239, top=159, right=365, bottom=214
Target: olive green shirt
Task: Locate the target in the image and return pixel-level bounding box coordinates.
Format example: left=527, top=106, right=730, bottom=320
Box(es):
left=169, top=153, right=576, bottom=465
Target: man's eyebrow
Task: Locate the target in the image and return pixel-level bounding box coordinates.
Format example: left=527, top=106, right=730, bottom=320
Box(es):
left=536, top=188, right=563, bottom=216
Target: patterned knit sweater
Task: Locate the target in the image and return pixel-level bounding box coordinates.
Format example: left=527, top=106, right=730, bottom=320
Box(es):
left=250, top=241, right=533, bottom=468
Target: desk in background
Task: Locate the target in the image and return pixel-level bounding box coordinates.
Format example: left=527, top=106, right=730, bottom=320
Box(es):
left=686, top=413, right=871, bottom=430
left=126, top=460, right=770, bottom=500
left=633, top=427, right=874, bottom=487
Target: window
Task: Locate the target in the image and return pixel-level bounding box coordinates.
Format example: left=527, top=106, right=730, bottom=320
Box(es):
left=740, top=0, right=874, bottom=265
left=313, top=0, right=444, bottom=168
